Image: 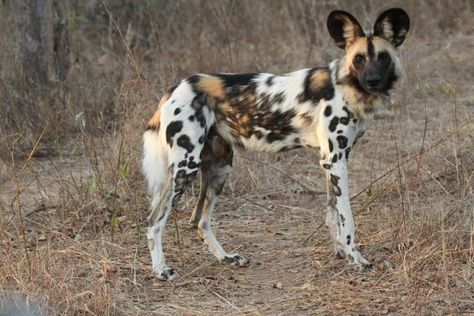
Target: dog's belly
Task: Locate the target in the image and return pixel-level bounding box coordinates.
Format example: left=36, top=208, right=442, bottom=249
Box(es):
left=216, top=121, right=320, bottom=153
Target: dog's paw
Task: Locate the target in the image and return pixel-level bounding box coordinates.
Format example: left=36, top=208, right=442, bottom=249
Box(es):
left=222, top=254, right=248, bottom=266
left=334, top=247, right=345, bottom=259
left=347, top=251, right=373, bottom=272
left=358, top=261, right=374, bottom=272
left=154, top=267, right=178, bottom=281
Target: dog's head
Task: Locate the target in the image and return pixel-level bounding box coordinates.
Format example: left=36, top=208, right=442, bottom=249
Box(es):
left=327, top=8, right=410, bottom=95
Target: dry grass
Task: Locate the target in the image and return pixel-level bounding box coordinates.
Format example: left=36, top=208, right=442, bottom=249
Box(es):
left=1, top=0, right=474, bottom=315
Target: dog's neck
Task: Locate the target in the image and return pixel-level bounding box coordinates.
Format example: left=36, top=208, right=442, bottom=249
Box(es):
left=329, top=58, right=390, bottom=120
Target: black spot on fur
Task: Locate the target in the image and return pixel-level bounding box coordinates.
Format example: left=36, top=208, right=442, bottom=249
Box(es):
left=298, top=68, right=335, bottom=104
left=189, top=115, right=195, bottom=122
left=198, top=136, right=204, bottom=144
left=254, top=131, right=263, bottom=139
left=216, top=73, right=258, bottom=87
left=176, top=169, right=187, bottom=178
left=353, top=118, right=358, bottom=124
left=186, top=74, right=200, bottom=90
left=340, top=117, right=350, bottom=125
left=177, top=160, right=187, bottom=168
left=332, top=184, right=342, bottom=196
left=324, top=105, right=332, bottom=117
left=191, top=93, right=206, bottom=110
left=330, top=174, right=340, bottom=186
left=345, top=147, right=351, bottom=160
left=329, top=116, right=339, bottom=132
left=266, top=76, right=275, bottom=86
left=174, top=108, right=181, bottom=115
left=273, top=92, right=286, bottom=104
left=177, top=135, right=194, bottom=153
left=346, top=235, right=351, bottom=245
left=338, top=152, right=343, bottom=160
left=188, top=161, right=199, bottom=169
left=342, top=106, right=354, bottom=119
left=195, top=107, right=206, bottom=128
left=173, top=169, right=198, bottom=205
left=336, top=135, right=348, bottom=149
left=328, top=139, right=334, bottom=152
left=331, top=154, right=338, bottom=163
left=166, top=121, right=183, bottom=146
left=264, top=109, right=297, bottom=143
left=322, top=163, right=332, bottom=170
left=337, top=130, right=343, bottom=134
left=189, top=156, right=194, bottom=161
left=267, top=132, right=285, bottom=143
left=340, top=215, right=345, bottom=226
left=157, top=210, right=166, bottom=222
left=168, top=84, right=178, bottom=95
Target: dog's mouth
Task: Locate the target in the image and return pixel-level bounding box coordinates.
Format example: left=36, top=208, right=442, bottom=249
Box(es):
left=361, top=83, right=384, bottom=94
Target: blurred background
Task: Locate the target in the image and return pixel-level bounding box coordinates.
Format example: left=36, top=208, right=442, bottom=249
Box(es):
left=0, top=1, right=473, bottom=314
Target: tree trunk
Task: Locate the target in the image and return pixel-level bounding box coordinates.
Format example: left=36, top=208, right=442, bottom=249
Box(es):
left=22, top=0, right=70, bottom=92
left=23, top=0, right=53, bottom=90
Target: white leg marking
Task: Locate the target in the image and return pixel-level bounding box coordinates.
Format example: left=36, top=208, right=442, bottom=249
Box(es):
left=146, top=177, right=179, bottom=281
left=198, top=190, right=247, bottom=266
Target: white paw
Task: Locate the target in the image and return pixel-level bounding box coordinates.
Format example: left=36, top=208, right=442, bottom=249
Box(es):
left=222, top=253, right=248, bottom=266
left=154, top=267, right=178, bottom=281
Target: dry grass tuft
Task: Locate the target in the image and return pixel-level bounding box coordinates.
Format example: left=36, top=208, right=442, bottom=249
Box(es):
left=1, top=0, right=473, bottom=314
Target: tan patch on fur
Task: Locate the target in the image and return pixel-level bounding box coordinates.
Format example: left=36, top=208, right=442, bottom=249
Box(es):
left=310, top=70, right=331, bottom=91
left=147, top=238, right=155, bottom=251
left=218, top=101, right=235, bottom=116
left=346, top=37, right=368, bottom=60
left=197, top=76, right=225, bottom=100
left=148, top=92, right=171, bottom=130
left=299, top=112, right=313, bottom=127
left=238, top=114, right=250, bottom=136
left=342, top=82, right=388, bottom=121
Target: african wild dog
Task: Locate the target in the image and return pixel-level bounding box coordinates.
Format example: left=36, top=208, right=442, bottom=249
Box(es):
left=143, top=8, right=410, bottom=280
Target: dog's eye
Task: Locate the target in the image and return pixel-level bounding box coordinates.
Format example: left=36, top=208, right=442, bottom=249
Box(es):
left=354, top=54, right=365, bottom=65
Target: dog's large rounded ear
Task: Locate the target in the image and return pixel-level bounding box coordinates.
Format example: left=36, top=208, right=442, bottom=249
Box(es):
left=373, top=8, right=410, bottom=47
left=327, top=10, right=365, bottom=49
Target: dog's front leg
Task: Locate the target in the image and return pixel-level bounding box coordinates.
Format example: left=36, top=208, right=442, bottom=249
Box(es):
left=320, top=155, right=372, bottom=270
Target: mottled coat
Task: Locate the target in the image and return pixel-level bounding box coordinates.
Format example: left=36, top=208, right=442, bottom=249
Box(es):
left=143, top=8, right=410, bottom=280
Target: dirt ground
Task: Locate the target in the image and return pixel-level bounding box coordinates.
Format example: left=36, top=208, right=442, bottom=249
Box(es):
left=1, top=2, right=474, bottom=315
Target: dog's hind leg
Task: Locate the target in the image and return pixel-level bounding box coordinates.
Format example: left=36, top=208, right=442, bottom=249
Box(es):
left=146, top=151, right=201, bottom=281
left=192, top=132, right=247, bottom=266
left=144, top=100, right=211, bottom=280
left=197, top=167, right=247, bottom=266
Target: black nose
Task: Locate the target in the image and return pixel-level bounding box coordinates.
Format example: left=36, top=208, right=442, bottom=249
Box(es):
left=366, top=75, right=381, bottom=88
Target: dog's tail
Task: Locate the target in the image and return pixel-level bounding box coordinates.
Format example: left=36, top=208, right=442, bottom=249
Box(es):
left=142, top=93, right=172, bottom=211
